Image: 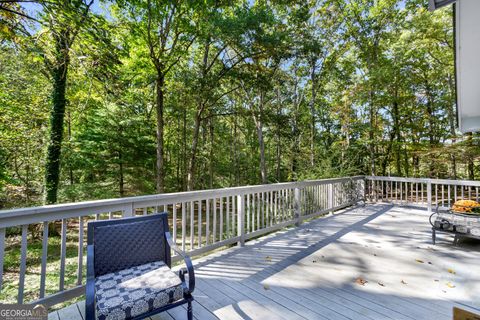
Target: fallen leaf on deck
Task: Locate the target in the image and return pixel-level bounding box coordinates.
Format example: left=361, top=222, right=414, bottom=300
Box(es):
left=447, top=268, right=456, bottom=274
left=446, top=282, right=456, bottom=288
left=265, top=256, right=272, bottom=262
left=355, top=277, right=368, bottom=286
left=434, top=279, right=439, bottom=282
left=378, top=282, right=385, bottom=287
left=263, top=284, right=270, bottom=290
left=428, top=262, right=433, bottom=265
left=415, top=259, right=424, bottom=263
left=401, top=280, right=407, bottom=285
left=373, top=253, right=377, bottom=256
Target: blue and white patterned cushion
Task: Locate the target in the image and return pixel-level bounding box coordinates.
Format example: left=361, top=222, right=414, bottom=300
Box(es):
left=95, top=261, right=184, bottom=320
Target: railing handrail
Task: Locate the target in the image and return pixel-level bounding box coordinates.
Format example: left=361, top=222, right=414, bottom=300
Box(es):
left=366, top=175, right=480, bottom=187
left=0, top=176, right=364, bottom=228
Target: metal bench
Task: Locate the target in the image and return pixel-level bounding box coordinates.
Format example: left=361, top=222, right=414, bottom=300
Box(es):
left=86, top=213, right=194, bottom=320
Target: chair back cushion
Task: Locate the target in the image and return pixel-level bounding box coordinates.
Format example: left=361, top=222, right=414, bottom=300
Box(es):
left=88, top=213, right=170, bottom=276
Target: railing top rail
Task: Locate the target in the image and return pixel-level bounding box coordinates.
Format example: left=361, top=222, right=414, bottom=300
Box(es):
left=0, top=176, right=364, bottom=228
left=366, top=176, right=480, bottom=187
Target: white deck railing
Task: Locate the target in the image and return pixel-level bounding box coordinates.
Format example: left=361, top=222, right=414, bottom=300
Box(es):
left=0, top=176, right=364, bottom=307
left=365, top=176, right=480, bottom=212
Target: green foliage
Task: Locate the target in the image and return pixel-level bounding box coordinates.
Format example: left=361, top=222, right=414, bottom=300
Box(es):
left=1, top=0, right=478, bottom=209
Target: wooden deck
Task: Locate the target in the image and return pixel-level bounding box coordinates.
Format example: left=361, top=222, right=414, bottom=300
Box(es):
left=50, top=203, right=480, bottom=320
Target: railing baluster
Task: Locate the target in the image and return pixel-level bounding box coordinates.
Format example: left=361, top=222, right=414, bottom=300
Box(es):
left=173, top=204, right=177, bottom=246
left=274, top=191, right=278, bottom=224
left=181, top=203, right=186, bottom=252
left=270, top=190, right=274, bottom=226
left=232, top=196, right=236, bottom=236
left=77, top=217, right=84, bottom=285
left=237, top=194, right=245, bottom=247
left=198, top=200, right=202, bottom=248
left=206, top=199, right=210, bottom=246
left=226, top=196, right=230, bottom=238
left=441, top=184, right=444, bottom=205
left=18, top=224, right=28, bottom=303
left=261, top=192, right=265, bottom=228
left=39, top=222, right=48, bottom=298
left=213, top=198, right=217, bottom=243
left=190, top=201, right=194, bottom=251
left=246, top=194, right=250, bottom=233
left=219, top=197, right=224, bottom=241
left=448, top=185, right=451, bottom=207
left=257, top=192, right=261, bottom=226
left=59, top=219, right=67, bottom=291
left=421, top=182, right=424, bottom=204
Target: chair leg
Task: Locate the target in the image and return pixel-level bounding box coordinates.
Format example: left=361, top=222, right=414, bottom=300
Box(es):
left=187, top=301, right=193, bottom=320
left=432, top=228, right=436, bottom=245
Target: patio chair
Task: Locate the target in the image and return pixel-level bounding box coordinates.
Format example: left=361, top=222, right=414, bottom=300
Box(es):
left=86, top=213, right=195, bottom=320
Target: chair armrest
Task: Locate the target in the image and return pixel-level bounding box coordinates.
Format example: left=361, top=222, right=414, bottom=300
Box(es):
left=86, top=245, right=96, bottom=320
left=165, top=231, right=195, bottom=294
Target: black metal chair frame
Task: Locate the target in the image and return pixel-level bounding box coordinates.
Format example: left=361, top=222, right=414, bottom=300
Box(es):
left=86, top=213, right=195, bottom=320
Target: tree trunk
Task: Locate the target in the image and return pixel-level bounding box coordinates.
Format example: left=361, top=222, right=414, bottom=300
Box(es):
left=119, top=151, right=124, bottom=197
left=447, top=74, right=457, bottom=179
left=467, top=133, right=475, bottom=180
left=253, top=92, right=267, bottom=184
left=45, top=34, right=70, bottom=204
left=187, top=111, right=202, bottom=191
left=369, top=89, right=376, bottom=176
left=155, top=73, right=165, bottom=193
left=309, top=58, right=316, bottom=167
left=209, top=117, right=214, bottom=188
left=425, top=82, right=436, bottom=177
left=276, top=88, right=281, bottom=182
left=182, top=103, right=187, bottom=190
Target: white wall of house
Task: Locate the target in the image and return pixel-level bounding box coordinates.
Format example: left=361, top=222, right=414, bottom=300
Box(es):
left=456, top=0, right=480, bottom=132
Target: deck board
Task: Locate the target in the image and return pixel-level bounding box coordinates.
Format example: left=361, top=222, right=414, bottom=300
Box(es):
left=54, top=204, right=480, bottom=320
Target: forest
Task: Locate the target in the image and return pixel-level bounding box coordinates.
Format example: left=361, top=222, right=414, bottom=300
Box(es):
left=1, top=0, right=479, bottom=209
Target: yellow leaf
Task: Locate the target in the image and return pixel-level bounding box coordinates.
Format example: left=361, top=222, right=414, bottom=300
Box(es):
left=447, top=268, right=456, bottom=274
left=446, top=282, right=456, bottom=288
left=265, top=256, right=272, bottom=262
left=263, top=284, right=270, bottom=290
left=355, top=277, right=368, bottom=286
left=415, top=259, right=424, bottom=263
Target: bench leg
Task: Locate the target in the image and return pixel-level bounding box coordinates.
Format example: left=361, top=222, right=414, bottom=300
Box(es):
left=432, top=228, right=436, bottom=245
left=187, top=301, right=193, bottom=320
left=453, top=235, right=458, bottom=246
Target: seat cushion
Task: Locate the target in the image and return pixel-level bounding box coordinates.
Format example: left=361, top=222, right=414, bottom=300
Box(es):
left=95, top=261, right=184, bottom=320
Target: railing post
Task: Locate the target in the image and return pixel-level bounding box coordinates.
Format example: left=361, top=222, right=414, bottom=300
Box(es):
left=328, top=183, right=334, bottom=213
left=237, top=195, right=245, bottom=247
left=427, top=180, right=432, bottom=213
left=123, top=203, right=134, bottom=217
left=363, top=177, right=368, bottom=203
left=294, top=187, right=301, bottom=226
